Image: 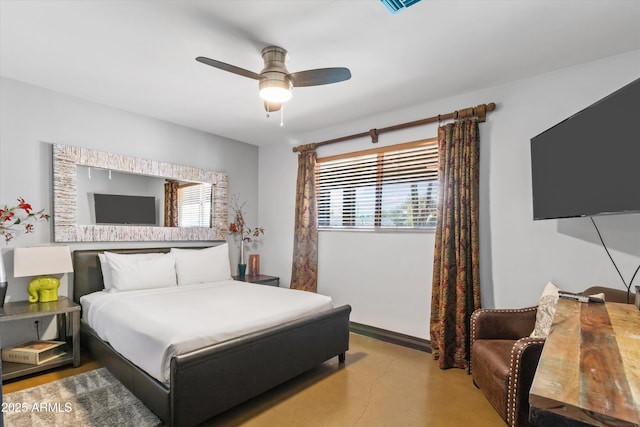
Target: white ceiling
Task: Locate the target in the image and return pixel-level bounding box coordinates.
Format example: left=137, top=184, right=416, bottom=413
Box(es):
left=1, top=1, right=639, bottom=147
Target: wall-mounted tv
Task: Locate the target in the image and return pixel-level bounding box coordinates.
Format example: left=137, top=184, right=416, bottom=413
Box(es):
left=530, top=77, right=640, bottom=220
left=94, top=194, right=156, bottom=225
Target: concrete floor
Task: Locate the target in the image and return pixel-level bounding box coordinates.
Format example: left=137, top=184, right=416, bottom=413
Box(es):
left=203, top=333, right=505, bottom=427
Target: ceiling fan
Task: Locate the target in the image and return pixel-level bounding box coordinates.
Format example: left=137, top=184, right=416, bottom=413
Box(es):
left=196, top=46, right=351, bottom=112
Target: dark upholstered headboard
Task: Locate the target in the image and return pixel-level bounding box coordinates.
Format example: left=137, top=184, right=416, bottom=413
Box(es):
left=72, top=245, right=221, bottom=303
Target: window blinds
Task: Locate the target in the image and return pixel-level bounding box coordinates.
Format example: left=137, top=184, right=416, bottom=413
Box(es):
left=316, top=138, right=439, bottom=229
left=177, top=183, right=212, bottom=227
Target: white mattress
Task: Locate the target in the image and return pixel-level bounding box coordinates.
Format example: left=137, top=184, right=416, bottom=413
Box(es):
left=80, top=280, right=333, bottom=383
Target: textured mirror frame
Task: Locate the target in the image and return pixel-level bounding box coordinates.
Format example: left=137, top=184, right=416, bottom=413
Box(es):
left=52, top=144, right=228, bottom=242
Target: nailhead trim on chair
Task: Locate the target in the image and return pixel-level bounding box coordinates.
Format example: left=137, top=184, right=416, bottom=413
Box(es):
left=469, top=307, right=537, bottom=374
left=507, top=337, right=545, bottom=427
left=470, top=310, right=480, bottom=374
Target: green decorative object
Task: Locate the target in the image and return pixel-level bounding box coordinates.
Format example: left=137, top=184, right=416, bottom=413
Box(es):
left=237, top=264, right=247, bottom=279
left=27, top=276, right=61, bottom=303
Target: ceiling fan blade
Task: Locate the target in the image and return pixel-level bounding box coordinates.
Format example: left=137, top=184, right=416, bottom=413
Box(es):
left=289, top=67, right=351, bottom=87
left=264, top=101, right=282, bottom=112
left=196, top=56, right=261, bottom=80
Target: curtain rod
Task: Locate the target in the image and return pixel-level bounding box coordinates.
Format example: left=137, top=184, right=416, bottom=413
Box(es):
left=292, top=102, right=496, bottom=153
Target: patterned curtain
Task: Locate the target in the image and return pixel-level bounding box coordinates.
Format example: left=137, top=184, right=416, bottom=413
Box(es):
left=430, top=118, right=481, bottom=370
left=164, top=180, right=179, bottom=227
left=290, top=147, right=318, bottom=292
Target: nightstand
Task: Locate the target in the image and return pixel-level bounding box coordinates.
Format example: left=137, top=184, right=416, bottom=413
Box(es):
left=0, top=296, right=80, bottom=381
left=233, top=274, right=280, bottom=287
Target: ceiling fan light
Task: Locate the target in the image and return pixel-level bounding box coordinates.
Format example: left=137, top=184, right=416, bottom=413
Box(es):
left=259, top=79, right=292, bottom=103
left=260, top=87, right=292, bottom=103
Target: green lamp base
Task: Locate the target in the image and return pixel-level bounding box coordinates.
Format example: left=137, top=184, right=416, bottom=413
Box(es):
left=28, top=276, right=61, bottom=303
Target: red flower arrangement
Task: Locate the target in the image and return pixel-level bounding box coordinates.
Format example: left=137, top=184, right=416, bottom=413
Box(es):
left=228, top=195, right=264, bottom=243
left=0, top=197, right=50, bottom=243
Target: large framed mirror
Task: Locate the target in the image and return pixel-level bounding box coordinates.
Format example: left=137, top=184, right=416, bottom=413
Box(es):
left=53, top=144, right=227, bottom=242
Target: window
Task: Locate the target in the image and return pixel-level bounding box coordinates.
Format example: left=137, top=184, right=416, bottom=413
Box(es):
left=177, top=183, right=212, bottom=227
left=316, top=138, right=438, bottom=230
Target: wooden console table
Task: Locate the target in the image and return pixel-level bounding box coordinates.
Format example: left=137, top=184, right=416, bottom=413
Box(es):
left=529, top=299, right=640, bottom=426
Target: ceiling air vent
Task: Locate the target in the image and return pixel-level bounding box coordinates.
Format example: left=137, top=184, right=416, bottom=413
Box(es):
left=380, top=0, right=422, bottom=14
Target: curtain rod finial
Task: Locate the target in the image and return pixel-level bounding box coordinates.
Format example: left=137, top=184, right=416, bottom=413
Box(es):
left=293, top=143, right=317, bottom=153
left=369, top=129, right=379, bottom=143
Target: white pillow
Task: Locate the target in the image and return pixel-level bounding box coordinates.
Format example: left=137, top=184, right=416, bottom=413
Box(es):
left=97, top=253, right=114, bottom=291
left=171, top=244, right=232, bottom=286
left=103, top=251, right=177, bottom=292
left=530, top=282, right=560, bottom=339
left=99, top=252, right=167, bottom=291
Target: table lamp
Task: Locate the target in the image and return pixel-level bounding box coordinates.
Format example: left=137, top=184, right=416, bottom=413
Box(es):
left=13, top=246, right=73, bottom=303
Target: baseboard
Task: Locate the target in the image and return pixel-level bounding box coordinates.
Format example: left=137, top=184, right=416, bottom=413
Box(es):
left=349, top=322, right=431, bottom=353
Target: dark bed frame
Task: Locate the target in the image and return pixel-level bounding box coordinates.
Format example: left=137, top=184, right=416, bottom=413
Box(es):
left=72, top=247, right=351, bottom=427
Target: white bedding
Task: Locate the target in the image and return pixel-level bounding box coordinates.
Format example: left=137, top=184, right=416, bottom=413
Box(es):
left=80, top=280, right=333, bottom=383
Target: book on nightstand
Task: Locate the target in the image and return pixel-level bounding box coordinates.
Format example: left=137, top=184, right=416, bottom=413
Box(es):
left=1, top=340, right=67, bottom=365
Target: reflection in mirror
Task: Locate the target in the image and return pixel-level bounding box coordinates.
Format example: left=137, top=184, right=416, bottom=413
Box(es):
left=76, top=167, right=213, bottom=228
left=77, top=166, right=164, bottom=226
left=53, top=144, right=227, bottom=242
left=176, top=182, right=212, bottom=227
left=164, top=180, right=212, bottom=228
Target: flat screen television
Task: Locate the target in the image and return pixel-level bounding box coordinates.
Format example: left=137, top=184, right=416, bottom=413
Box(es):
left=94, top=193, right=156, bottom=225
left=530, top=77, right=640, bottom=220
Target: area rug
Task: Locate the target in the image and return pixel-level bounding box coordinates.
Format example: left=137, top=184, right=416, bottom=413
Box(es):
left=3, top=367, right=161, bottom=426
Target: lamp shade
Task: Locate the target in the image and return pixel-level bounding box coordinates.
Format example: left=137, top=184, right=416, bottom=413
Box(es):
left=13, top=246, right=73, bottom=277
left=0, top=250, right=7, bottom=282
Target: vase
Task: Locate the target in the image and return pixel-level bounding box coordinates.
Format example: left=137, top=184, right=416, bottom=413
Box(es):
left=239, top=239, right=245, bottom=264
left=248, top=254, right=260, bottom=276
left=237, top=263, right=247, bottom=278
left=237, top=239, right=247, bottom=278
left=0, top=250, right=7, bottom=307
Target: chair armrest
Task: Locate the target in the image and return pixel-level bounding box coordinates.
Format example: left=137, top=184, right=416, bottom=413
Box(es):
left=507, top=337, right=545, bottom=427
left=471, top=307, right=538, bottom=342
left=581, top=286, right=634, bottom=304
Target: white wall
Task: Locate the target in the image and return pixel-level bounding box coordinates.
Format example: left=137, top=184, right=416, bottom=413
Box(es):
left=0, top=77, right=259, bottom=345
left=259, top=50, right=640, bottom=340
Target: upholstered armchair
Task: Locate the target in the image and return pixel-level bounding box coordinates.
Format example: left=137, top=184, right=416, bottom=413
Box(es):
left=470, top=286, right=632, bottom=427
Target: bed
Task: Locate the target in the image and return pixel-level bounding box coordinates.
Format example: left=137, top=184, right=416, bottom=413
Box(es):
left=73, top=246, right=351, bottom=427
